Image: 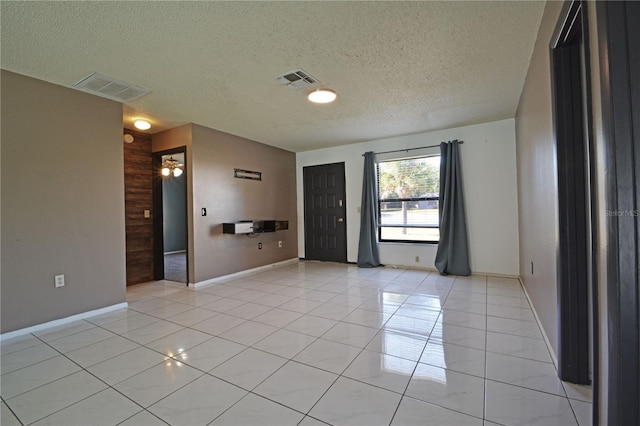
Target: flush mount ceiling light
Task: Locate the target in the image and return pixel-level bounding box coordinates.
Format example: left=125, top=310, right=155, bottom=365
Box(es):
left=161, top=157, right=184, bottom=177
left=308, top=89, right=337, bottom=104
left=134, top=119, right=151, bottom=130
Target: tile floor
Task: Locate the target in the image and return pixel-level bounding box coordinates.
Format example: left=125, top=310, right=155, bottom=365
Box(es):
left=1, top=261, right=592, bottom=425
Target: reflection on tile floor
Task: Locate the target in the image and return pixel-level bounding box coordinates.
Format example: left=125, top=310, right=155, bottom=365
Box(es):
left=1, top=261, right=591, bottom=425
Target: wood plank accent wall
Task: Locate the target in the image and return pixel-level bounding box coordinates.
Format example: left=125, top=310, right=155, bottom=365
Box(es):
left=123, top=129, right=154, bottom=285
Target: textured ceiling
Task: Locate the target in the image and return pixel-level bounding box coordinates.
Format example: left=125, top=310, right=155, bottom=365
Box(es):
left=1, top=1, right=544, bottom=152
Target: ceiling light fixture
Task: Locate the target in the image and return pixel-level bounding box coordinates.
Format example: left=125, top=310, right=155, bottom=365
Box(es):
left=308, top=89, right=337, bottom=104
left=134, top=119, right=151, bottom=130
left=161, top=157, right=184, bottom=177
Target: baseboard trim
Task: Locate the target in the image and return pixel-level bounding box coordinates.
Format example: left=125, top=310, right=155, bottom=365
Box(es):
left=0, top=302, right=129, bottom=341
left=191, top=258, right=300, bottom=289
left=519, top=276, right=559, bottom=369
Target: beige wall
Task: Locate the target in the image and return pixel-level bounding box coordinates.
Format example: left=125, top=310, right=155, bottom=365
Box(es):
left=153, top=124, right=298, bottom=284
left=515, top=0, right=564, bottom=356
left=191, top=124, right=297, bottom=282
left=1, top=71, right=126, bottom=333
left=517, top=2, right=611, bottom=421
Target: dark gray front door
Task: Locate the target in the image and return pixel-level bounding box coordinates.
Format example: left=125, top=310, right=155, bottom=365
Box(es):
left=303, top=162, right=347, bottom=262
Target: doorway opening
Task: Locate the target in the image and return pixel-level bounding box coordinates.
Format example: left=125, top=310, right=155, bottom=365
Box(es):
left=153, top=147, right=189, bottom=284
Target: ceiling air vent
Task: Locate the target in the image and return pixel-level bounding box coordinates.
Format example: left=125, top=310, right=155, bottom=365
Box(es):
left=275, top=69, right=319, bottom=89
left=73, top=72, right=149, bottom=102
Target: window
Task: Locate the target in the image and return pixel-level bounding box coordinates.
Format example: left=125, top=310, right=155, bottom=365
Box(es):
left=377, top=155, right=440, bottom=243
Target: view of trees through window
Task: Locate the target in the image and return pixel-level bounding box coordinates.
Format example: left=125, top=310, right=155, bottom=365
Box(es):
left=377, top=156, right=440, bottom=242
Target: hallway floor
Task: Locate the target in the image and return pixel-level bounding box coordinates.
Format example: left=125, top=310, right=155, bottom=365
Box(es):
left=1, top=261, right=591, bottom=425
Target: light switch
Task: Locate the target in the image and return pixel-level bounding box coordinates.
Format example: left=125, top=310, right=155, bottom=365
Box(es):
left=144, top=210, right=150, bottom=218
left=201, top=208, right=207, bottom=216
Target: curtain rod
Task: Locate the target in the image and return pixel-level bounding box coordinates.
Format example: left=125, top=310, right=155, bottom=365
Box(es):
left=363, top=139, right=463, bottom=156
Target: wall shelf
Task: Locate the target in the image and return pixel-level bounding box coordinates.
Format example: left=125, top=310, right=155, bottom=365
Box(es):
left=223, top=220, right=288, bottom=235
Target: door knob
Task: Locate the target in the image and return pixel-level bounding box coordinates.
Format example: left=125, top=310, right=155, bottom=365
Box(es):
left=338, top=218, right=344, bottom=222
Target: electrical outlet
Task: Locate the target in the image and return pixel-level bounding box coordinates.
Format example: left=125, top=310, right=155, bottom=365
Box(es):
left=278, top=241, right=283, bottom=248
left=415, top=256, right=420, bottom=262
left=55, top=274, right=65, bottom=288
left=144, top=210, right=150, bottom=218
left=258, top=242, right=262, bottom=250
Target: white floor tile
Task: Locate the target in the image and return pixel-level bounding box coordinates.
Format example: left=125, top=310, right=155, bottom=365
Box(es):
left=485, top=380, right=577, bottom=425
left=165, top=307, right=218, bottom=326
left=486, top=331, right=552, bottom=363
left=1, top=334, right=42, bottom=356
left=486, top=352, right=564, bottom=395
left=195, top=308, right=251, bottom=333
left=384, top=315, right=436, bottom=338
left=113, top=359, right=203, bottom=407
left=343, top=349, right=417, bottom=393
left=406, top=363, right=485, bottom=418
left=32, top=320, right=96, bottom=342
left=321, top=322, right=378, bottom=348
left=252, top=308, right=303, bottom=328
left=177, top=336, right=246, bottom=371
left=224, top=302, right=273, bottom=319
left=420, top=341, right=486, bottom=377
left=121, top=320, right=184, bottom=345
left=145, top=328, right=212, bottom=356
left=438, top=309, right=486, bottom=331
left=118, top=410, right=168, bottom=426
left=1, top=262, right=574, bottom=426
left=430, top=321, right=487, bottom=350
left=293, top=338, right=362, bottom=374
left=148, top=374, right=246, bottom=425
left=570, top=398, right=592, bottom=426
left=210, top=393, right=304, bottom=425
left=487, top=304, right=536, bottom=322
left=486, top=315, right=543, bottom=339
left=342, top=308, right=392, bottom=328
left=1, top=355, right=81, bottom=399
left=366, top=329, right=428, bottom=362
left=563, top=382, right=592, bottom=402
left=46, top=326, right=116, bottom=353
left=31, top=388, right=141, bottom=426
left=391, top=396, right=483, bottom=425
left=253, top=329, right=317, bottom=358
left=307, top=302, right=354, bottom=320
left=6, top=371, right=107, bottom=424
left=284, top=314, right=338, bottom=337
left=218, top=321, right=279, bottom=345
left=254, top=361, right=337, bottom=412
left=209, top=347, right=287, bottom=390
left=0, top=342, right=60, bottom=374
left=100, top=313, right=160, bottom=334
left=0, top=402, right=21, bottom=426
left=87, top=346, right=166, bottom=385
left=65, top=335, right=139, bottom=368
left=309, top=376, right=402, bottom=425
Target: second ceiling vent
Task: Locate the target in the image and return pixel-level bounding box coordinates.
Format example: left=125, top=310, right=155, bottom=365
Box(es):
left=275, top=69, right=319, bottom=89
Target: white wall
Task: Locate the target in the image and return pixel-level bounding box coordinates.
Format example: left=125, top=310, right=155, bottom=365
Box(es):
left=296, top=119, right=520, bottom=276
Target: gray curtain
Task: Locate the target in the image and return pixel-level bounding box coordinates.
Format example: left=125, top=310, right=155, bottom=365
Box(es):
left=357, top=152, right=381, bottom=267
left=435, top=141, right=471, bottom=275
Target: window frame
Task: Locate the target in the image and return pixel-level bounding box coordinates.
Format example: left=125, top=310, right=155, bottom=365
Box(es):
left=376, top=155, right=440, bottom=244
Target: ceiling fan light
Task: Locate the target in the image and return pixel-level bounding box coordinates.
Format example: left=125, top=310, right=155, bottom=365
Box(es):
left=308, top=89, right=337, bottom=104
left=161, top=167, right=171, bottom=176
left=173, top=167, right=183, bottom=177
